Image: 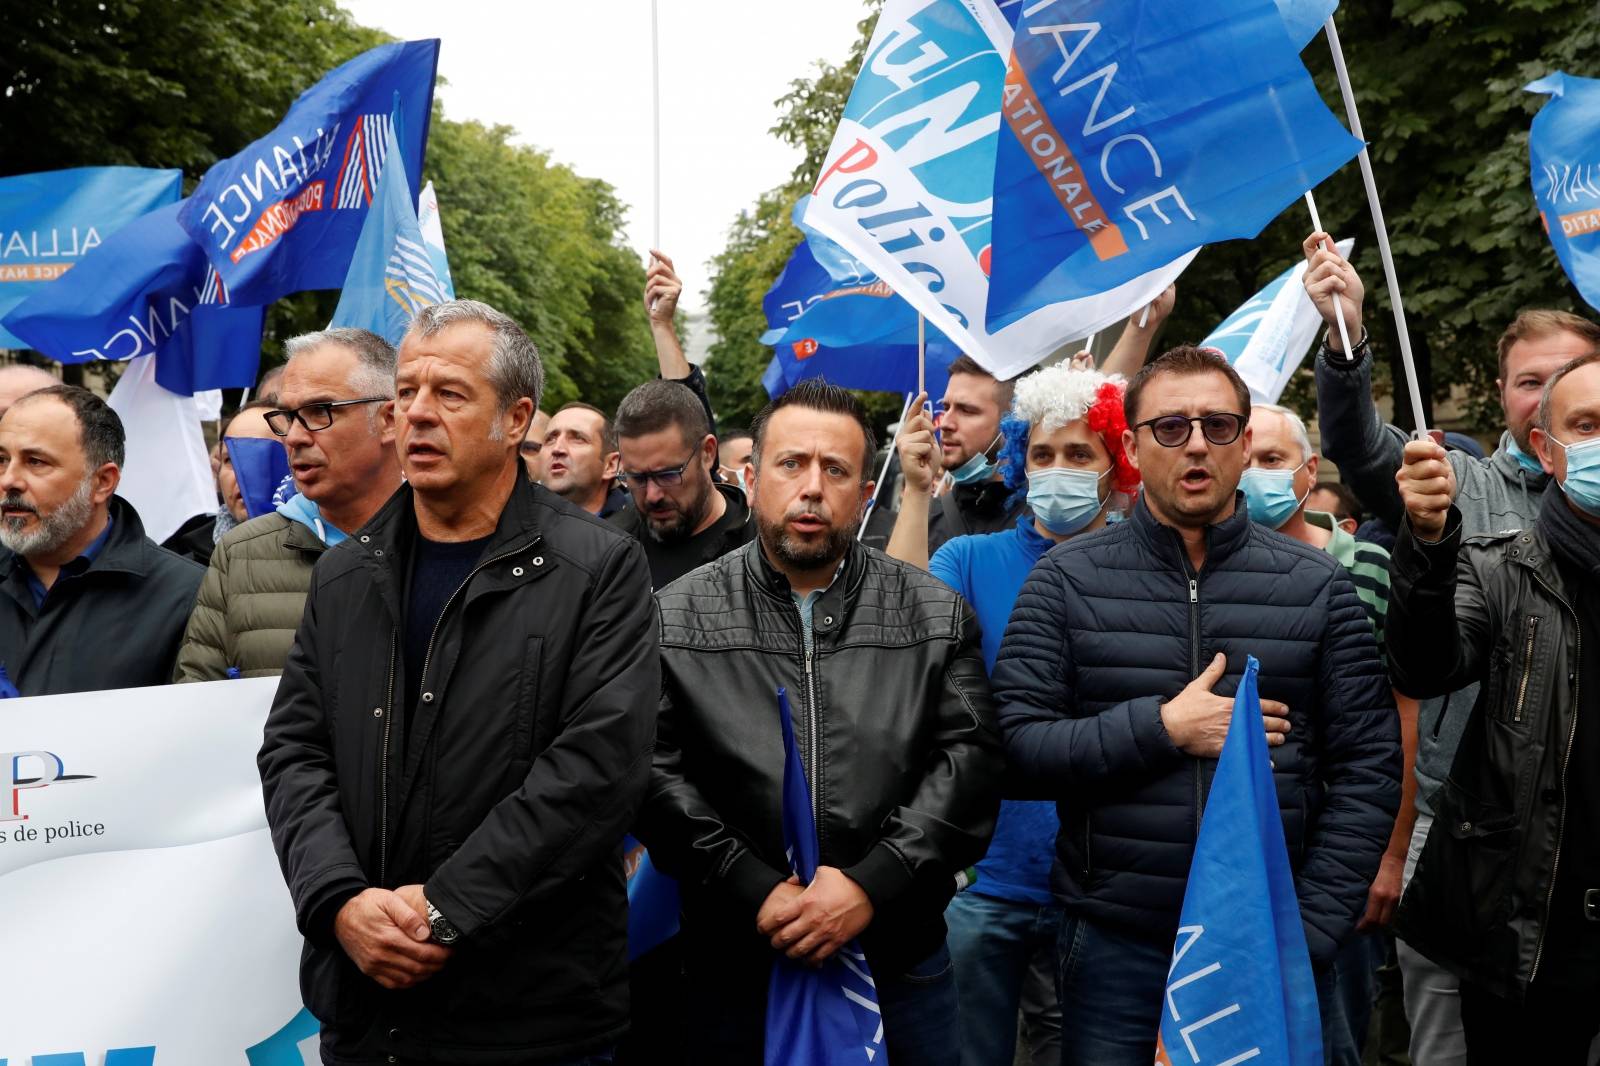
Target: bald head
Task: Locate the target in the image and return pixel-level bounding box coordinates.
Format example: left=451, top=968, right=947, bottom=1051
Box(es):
left=0, top=365, right=59, bottom=419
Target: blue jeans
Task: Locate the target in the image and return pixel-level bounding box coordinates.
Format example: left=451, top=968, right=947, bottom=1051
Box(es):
left=945, top=891, right=1063, bottom=1066
left=686, top=940, right=959, bottom=1065
left=1326, top=929, right=1386, bottom=1065
left=1055, top=913, right=1342, bottom=1066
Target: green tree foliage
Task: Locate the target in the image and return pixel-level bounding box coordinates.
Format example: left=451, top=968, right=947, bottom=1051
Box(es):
left=1, top=0, right=654, bottom=411
left=706, top=0, right=1600, bottom=433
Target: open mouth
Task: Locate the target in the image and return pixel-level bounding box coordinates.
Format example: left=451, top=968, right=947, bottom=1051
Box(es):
left=789, top=514, right=827, bottom=533
left=407, top=442, right=444, bottom=460
left=1179, top=467, right=1213, bottom=490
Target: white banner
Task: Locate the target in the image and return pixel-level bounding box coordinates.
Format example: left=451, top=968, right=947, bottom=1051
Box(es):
left=107, top=355, right=220, bottom=545
left=0, top=679, right=315, bottom=1066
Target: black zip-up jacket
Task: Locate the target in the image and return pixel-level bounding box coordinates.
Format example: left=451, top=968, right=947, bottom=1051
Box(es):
left=1389, top=495, right=1593, bottom=998
left=638, top=539, right=1003, bottom=974
left=991, top=494, right=1401, bottom=966
left=0, top=495, right=202, bottom=695
left=258, top=477, right=659, bottom=1064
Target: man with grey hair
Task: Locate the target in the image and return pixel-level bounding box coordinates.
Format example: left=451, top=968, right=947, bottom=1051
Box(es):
left=0, top=363, right=58, bottom=418
left=175, top=327, right=404, bottom=680
left=260, top=299, right=659, bottom=1066
left=0, top=384, right=202, bottom=694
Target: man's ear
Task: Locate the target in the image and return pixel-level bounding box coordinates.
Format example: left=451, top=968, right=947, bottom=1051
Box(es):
left=90, top=462, right=120, bottom=506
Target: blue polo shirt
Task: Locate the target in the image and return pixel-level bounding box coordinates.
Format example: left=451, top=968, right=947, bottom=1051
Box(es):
left=25, top=516, right=113, bottom=610
left=930, top=514, right=1058, bottom=906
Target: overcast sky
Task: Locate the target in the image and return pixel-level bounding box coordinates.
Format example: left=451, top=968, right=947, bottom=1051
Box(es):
left=341, top=0, right=871, bottom=314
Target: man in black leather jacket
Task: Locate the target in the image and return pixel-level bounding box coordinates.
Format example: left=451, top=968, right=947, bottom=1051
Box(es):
left=1388, top=352, right=1600, bottom=1063
left=638, top=379, right=1003, bottom=1065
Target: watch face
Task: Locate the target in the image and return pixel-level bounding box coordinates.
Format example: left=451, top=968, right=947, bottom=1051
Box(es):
left=431, top=917, right=460, bottom=945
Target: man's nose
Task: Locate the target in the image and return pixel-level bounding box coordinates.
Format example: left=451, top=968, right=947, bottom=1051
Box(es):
left=1184, top=422, right=1211, bottom=458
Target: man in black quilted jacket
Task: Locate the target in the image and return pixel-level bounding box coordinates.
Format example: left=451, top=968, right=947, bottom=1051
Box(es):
left=991, top=346, right=1401, bottom=1066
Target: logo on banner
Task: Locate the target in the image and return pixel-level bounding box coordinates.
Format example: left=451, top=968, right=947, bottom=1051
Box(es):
left=198, top=112, right=394, bottom=265
left=1541, top=160, right=1600, bottom=237
left=2, top=750, right=94, bottom=824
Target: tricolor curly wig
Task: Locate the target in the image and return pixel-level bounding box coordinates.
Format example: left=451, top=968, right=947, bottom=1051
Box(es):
left=997, top=363, right=1139, bottom=508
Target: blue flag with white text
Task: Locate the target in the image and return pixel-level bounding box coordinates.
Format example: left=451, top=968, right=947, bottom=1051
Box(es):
left=1154, top=656, right=1322, bottom=1066
left=330, top=112, right=448, bottom=344
left=1527, top=72, right=1600, bottom=313
left=765, top=688, right=886, bottom=1065
left=0, top=167, right=182, bottom=349
left=986, top=0, right=1362, bottom=331
left=761, top=236, right=955, bottom=401
left=2, top=200, right=264, bottom=395
left=178, top=39, right=439, bottom=305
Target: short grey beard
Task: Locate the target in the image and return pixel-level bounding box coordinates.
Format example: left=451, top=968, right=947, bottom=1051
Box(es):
left=0, top=475, right=96, bottom=557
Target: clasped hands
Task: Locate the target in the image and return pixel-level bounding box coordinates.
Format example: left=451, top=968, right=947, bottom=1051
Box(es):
left=755, top=865, right=874, bottom=967
left=334, top=884, right=452, bottom=990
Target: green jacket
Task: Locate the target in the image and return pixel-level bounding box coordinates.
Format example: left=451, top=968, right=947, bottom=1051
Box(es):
left=174, top=511, right=327, bottom=681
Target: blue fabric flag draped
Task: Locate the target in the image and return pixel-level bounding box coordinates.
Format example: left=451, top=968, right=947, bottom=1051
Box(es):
left=330, top=109, right=448, bottom=344
left=985, top=0, right=1362, bottom=331
left=0, top=166, right=182, bottom=349
left=226, top=438, right=292, bottom=520
left=1155, top=656, right=1322, bottom=1066
left=1, top=200, right=265, bottom=395
left=761, top=233, right=956, bottom=401
left=1274, top=0, right=1338, bottom=50
left=1527, top=72, right=1600, bottom=314
left=765, top=688, right=886, bottom=1065
left=178, top=39, right=439, bottom=305
left=624, top=834, right=681, bottom=961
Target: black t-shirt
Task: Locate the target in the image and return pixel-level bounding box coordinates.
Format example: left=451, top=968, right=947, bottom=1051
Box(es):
left=623, top=483, right=755, bottom=589
left=402, top=533, right=492, bottom=734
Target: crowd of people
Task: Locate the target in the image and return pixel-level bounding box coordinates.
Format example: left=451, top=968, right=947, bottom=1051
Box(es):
left=0, top=233, right=1596, bottom=1066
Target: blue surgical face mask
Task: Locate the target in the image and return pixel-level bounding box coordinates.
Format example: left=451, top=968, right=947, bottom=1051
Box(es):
left=1549, top=435, right=1600, bottom=516
left=1027, top=467, right=1109, bottom=536
left=1506, top=436, right=1547, bottom=477
left=1240, top=461, right=1310, bottom=530
left=948, top=433, right=1003, bottom=485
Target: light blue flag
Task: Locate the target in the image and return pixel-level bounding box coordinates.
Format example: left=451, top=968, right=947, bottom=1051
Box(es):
left=1155, top=656, right=1322, bottom=1066
left=1527, top=72, right=1600, bottom=313
left=0, top=167, right=182, bottom=349
left=1275, top=0, right=1338, bottom=50
left=986, top=0, right=1362, bottom=332
left=330, top=111, right=448, bottom=345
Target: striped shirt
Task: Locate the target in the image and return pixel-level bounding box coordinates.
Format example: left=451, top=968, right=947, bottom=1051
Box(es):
left=1305, top=509, right=1391, bottom=654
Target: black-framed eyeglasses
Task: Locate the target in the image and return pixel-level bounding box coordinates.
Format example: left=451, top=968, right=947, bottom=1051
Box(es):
left=1135, top=412, right=1247, bottom=449
left=265, top=397, right=388, bottom=437
left=620, top=454, right=696, bottom=489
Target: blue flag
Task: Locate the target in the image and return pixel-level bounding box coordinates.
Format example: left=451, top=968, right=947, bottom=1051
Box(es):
left=330, top=110, right=448, bottom=344
left=0, top=167, right=182, bottom=349
left=225, top=438, right=292, bottom=520
left=1155, top=656, right=1322, bottom=1066
left=985, top=0, right=1362, bottom=331
left=761, top=236, right=956, bottom=401
left=1527, top=72, right=1600, bottom=313
left=765, top=688, right=886, bottom=1066
left=1274, top=0, right=1338, bottom=50
left=2, top=200, right=265, bottom=395
left=624, top=834, right=681, bottom=961
left=179, top=40, right=439, bottom=305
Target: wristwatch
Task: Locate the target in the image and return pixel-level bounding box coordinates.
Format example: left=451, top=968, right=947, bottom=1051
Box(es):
left=426, top=900, right=461, bottom=945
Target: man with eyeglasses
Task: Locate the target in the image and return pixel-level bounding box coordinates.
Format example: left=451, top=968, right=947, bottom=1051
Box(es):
left=609, top=378, right=755, bottom=589
left=175, top=327, right=403, bottom=680
left=991, top=346, right=1401, bottom=1065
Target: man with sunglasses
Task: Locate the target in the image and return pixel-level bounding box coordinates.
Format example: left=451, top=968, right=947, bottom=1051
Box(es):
left=992, top=346, right=1400, bottom=1065
left=609, top=378, right=755, bottom=589
left=175, top=327, right=403, bottom=680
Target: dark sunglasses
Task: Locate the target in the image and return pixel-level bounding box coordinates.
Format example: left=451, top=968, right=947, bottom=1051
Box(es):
left=1135, top=412, right=1247, bottom=449
left=265, top=397, right=388, bottom=437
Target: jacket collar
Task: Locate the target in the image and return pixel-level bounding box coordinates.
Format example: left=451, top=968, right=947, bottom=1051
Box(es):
left=0, top=494, right=154, bottom=586
left=1491, top=431, right=1553, bottom=493
left=1127, top=488, right=1253, bottom=574
left=744, top=536, right=867, bottom=643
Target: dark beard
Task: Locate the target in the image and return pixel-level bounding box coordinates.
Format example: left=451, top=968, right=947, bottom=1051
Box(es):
left=758, top=512, right=859, bottom=573
left=645, top=483, right=713, bottom=544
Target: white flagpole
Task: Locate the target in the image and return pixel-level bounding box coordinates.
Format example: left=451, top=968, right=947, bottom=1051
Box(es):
left=917, top=312, right=926, bottom=398
left=859, top=391, right=918, bottom=540
left=1303, top=191, right=1356, bottom=360
left=1323, top=16, right=1430, bottom=436
left=651, top=0, right=662, bottom=253
left=1137, top=306, right=1151, bottom=329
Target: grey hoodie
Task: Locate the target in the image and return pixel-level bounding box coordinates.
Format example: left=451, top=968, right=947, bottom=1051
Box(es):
left=1314, top=342, right=1553, bottom=812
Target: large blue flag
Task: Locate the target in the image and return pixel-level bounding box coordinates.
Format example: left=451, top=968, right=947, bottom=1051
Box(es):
left=1155, top=656, right=1322, bottom=1066
left=1274, top=0, right=1338, bottom=50
left=2, top=200, right=265, bottom=395
left=179, top=40, right=439, bottom=305
left=0, top=167, right=182, bottom=349
left=985, top=0, right=1362, bottom=331
left=765, top=688, right=886, bottom=1065
left=1527, top=72, right=1600, bottom=313
left=330, top=111, right=448, bottom=344
left=761, top=235, right=956, bottom=401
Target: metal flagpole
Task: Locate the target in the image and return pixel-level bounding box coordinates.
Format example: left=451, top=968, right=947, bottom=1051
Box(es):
left=1303, top=191, right=1356, bottom=360
left=1323, top=16, right=1431, bottom=436
left=651, top=0, right=662, bottom=253
left=859, top=391, right=918, bottom=540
